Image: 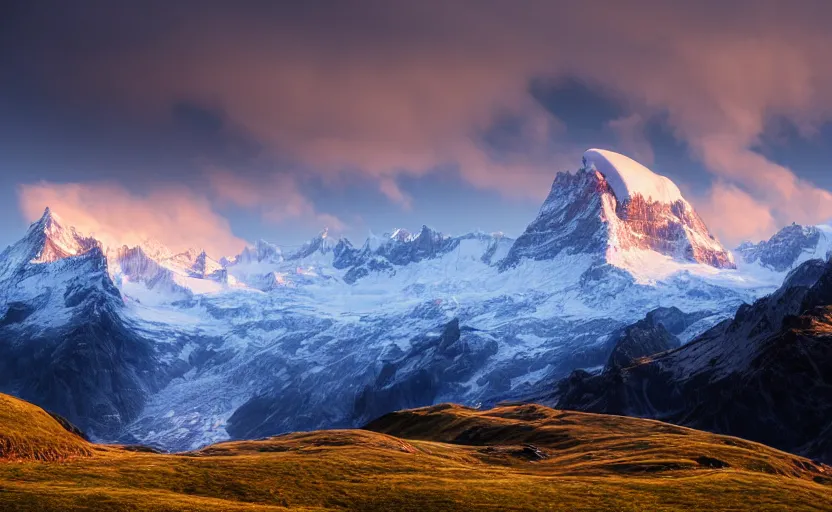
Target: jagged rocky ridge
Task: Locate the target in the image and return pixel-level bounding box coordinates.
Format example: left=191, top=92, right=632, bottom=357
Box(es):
left=227, top=226, right=513, bottom=285
left=736, top=222, right=832, bottom=273
left=555, top=257, right=832, bottom=463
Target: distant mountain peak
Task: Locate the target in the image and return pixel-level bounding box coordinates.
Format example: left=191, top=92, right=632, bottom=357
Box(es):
left=390, top=228, right=413, bottom=242
left=22, top=207, right=101, bottom=265
left=136, top=238, right=174, bottom=261
left=285, top=229, right=337, bottom=261
left=736, top=222, right=832, bottom=272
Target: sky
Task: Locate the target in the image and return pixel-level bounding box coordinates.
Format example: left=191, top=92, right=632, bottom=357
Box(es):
left=2, top=1, right=832, bottom=257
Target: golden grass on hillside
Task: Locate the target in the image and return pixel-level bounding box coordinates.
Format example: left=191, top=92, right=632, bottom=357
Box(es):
left=0, top=394, right=92, bottom=461
left=366, top=403, right=832, bottom=478
left=0, top=397, right=830, bottom=511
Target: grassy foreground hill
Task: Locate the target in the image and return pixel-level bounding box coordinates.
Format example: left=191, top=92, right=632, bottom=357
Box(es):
left=0, top=395, right=830, bottom=511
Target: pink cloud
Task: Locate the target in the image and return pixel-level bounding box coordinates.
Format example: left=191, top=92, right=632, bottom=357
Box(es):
left=378, top=178, right=412, bottom=209
left=694, top=138, right=832, bottom=229
left=606, top=114, right=654, bottom=166
left=206, top=170, right=264, bottom=208
left=207, top=170, right=346, bottom=232
left=28, top=2, right=832, bottom=241
left=696, top=182, right=778, bottom=246
left=18, top=182, right=247, bottom=257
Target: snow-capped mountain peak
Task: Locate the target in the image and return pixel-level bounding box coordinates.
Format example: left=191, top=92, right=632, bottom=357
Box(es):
left=192, top=250, right=224, bottom=277
left=135, top=238, right=174, bottom=262
left=502, top=149, right=735, bottom=274
left=0, top=208, right=101, bottom=280
left=29, top=207, right=101, bottom=264
left=362, top=230, right=386, bottom=253
left=582, top=148, right=683, bottom=204
left=232, top=239, right=284, bottom=266
left=286, top=228, right=337, bottom=261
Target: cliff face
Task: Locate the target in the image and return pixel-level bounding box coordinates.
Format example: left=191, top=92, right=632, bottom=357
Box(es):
left=500, top=169, right=609, bottom=269
left=501, top=150, right=735, bottom=271
left=108, top=246, right=192, bottom=297
left=610, top=192, right=735, bottom=269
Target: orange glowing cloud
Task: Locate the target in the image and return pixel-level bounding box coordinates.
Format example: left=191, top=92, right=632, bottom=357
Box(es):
left=697, top=182, right=778, bottom=246
left=692, top=138, right=832, bottom=245
left=18, top=182, right=247, bottom=257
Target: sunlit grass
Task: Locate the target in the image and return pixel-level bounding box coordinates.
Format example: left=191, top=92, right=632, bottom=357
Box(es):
left=1, top=398, right=830, bottom=511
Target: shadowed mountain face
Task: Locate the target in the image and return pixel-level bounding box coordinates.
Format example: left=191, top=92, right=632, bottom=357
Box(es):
left=499, top=169, right=609, bottom=269
left=0, top=212, right=179, bottom=440
left=605, top=309, right=683, bottom=369
left=499, top=305, right=711, bottom=407
left=0, top=255, right=172, bottom=440
left=556, top=258, right=832, bottom=463
left=225, top=318, right=503, bottom=440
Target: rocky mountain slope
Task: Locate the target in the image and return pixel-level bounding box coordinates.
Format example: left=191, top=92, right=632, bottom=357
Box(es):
left=556, top=256, right=832, bottom=463
left=604, top=308, right=684, bottom=369
left=0, top=149, right=784, bottom=451
left=737, top=222, right=832, bottom=272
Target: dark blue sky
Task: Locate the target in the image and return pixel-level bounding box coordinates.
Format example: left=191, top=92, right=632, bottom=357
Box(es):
left=2, top=1, right=832, bottom=256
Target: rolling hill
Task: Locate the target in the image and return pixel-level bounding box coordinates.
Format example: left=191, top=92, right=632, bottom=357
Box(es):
left=0, top=394, right=830, bottom=511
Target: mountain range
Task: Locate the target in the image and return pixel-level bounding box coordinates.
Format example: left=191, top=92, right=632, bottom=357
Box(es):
left=0, top=148, right=828, bottom=460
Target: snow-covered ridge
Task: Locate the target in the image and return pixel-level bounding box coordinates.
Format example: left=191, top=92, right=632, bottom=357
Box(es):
left=736, top=222, right=832, bottom=273
left=222, top=224, right=513, bottom=287
left=583, top=148, right=683, bottom=205
left=8, top=149, right=735, bottom=296
left=31, top=208, right=102, bottom=264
